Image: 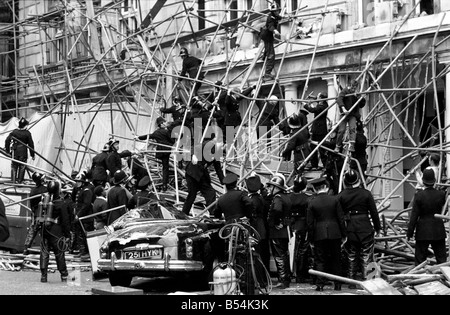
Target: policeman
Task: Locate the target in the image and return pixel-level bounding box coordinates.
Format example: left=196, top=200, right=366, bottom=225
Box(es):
left=304, top=92, right=329, bottom=170
left=71, top=171, right=94, bottom=257
left=136, top=117, right=175, bottom=192
left=182, top=143, right=216, bottom=216
left=245, top=173, right=270, bottom=273
left=5, top=117, right=35, bottom=183
left=23, top=172, right=47, bottom=255
left=91, top=142, right=110, bottom=187
left=259, top=3, right=282, bottom=81
left=266, top=173, right=292, bottom=289
left=127, top=175, right=157, bottom=210
left=290, top=175, right=313, bottom=283
left=178, top=47, right=205, bottom=96
left=407, top=169, right=447, bottom=266
left=282, top=114, right=311, bottom=175
left=335, top=80, right=366, bottom=153
left=39, top=181, right=71, bottom=283
left=214, top=173, right=254, bottom=224
left=337, top=170, right=381, bottom=288
left=160, top=95, right=187, bottom=132
left=307, top=177, right=347, bottom=291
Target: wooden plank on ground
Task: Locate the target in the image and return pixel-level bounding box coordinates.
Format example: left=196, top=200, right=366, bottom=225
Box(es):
left=414, top=281, right=450, bottom=295
left=92, top=286, right=144, bottom=295
left=440, top=266, right=450, bottom=282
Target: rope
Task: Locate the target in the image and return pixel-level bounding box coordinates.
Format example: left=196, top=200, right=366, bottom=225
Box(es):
left=217, top=219, right=271, bottom=295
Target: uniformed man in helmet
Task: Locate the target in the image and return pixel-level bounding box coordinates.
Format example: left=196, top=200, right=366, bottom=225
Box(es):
left=178, top=47, right=205, bottom=96
left=307, top=177, right=347, bottom=291
left=23, top=172, right=47, bottom=255
left=267, top=172, right=292, bottom=289
left=39, top=180, right=71, bottom=283
left=259, top=3, right=282, bottom=81
left=337, top=169, right=381, bottom=289
left=5, top=117, right=35, bottom=184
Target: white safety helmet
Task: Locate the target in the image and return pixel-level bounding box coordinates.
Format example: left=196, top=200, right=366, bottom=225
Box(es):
left=268, top=95, right=279, bottom=104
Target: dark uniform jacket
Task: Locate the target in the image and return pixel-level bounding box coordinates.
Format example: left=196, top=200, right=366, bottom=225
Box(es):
left=268, top=192, right=292, bottom=239
left=290, top=192, right=311, bottom=232
left=91, top=151, right=109, bottom=182
left=128, top=190, right=157, bottom=210
left=337, top=87, right=366, bottom=118
left=304, top=100, right=328, bottom=139
left=248, top=192, right=267, bottom=240
left=407, top=187, right=446, bottom=241
left=282, top=126, right=310, bottom=162
left=260, top=12, right=281, bottom=43
left=127, top=157, right=148, bottom=186
left=74, top=186, right=94, bottom=231
left=160, top=105, right=186, bottom=123
left=223, top=87, right=254, bottom=127
left=138, top=128, right=174, bottom=160
left=5, top=128, right=35, bottom=159
left=0, top=198, right=9, bottom=242
left=307, top=192, right=346, bottom=242
left=351, top=132, right=368, bottom=170
left=106, top=185, right=129, bottom=225
left=214, top=189, right=254, bottom=224
left=337, top=187, right=381, bottom=242
left=48, top=198, right=71, bottom=238
left=179, top=56, right=204, bottom=81
left=30, top=184, right=47, bottom=214
left=256, top=99, right=280, bottom=127
left=93, top=196, right=107, bottom=226
left=207, top=90, right=227, bottom=128
left=106, top=150, right=122, bottom=176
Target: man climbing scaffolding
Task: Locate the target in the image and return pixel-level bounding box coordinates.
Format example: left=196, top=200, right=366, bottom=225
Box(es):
left=259, top=3, right=282, bottom=81
left=178, top=47, right=205, bottom=96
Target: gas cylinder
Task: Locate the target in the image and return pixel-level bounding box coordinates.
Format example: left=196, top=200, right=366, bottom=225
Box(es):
left=213, top=263, right=237, bottom=295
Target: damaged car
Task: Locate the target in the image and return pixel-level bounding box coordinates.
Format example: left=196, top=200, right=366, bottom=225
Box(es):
left=97, top=200, right=225, bottom=288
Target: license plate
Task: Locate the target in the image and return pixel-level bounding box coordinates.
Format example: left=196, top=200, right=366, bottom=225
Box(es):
left=123, top=248, right=163, bottom=260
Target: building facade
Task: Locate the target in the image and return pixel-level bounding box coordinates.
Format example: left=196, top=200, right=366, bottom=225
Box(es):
left=1, top=0, right=449, bottom=211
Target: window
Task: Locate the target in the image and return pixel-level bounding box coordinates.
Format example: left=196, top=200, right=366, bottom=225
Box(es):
left=230, top=0, right=238, bottom=21
left=291, top=0, right=298, bottom=12
left=420, top=0, right=434, bottom=15
left=246, top=0, right=253, bottom=10
left=198, top=0, right=205, bottom=30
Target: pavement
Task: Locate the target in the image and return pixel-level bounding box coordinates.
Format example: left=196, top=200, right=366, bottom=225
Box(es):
left=0, top=268, right=364, bottom=295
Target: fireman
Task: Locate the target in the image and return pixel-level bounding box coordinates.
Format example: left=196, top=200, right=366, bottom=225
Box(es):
left=39, top=180, right=71, bottom=283
left=5, top=117, right=35, bottom=184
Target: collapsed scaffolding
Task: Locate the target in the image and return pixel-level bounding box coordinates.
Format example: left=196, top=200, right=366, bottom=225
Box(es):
left=2, top=0, right=450, bottom=280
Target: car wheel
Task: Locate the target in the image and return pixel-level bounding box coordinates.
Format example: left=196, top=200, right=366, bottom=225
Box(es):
left=108, top=271, right=133, bottom=287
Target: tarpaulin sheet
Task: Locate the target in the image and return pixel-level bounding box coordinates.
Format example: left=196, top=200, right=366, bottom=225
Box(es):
left=0, top=102, right=156, bottom=181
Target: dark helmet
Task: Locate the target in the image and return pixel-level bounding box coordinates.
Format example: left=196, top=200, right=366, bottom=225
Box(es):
left=47, top=180, right=61, bottom=197
left=18, top=117, right=29, bottom=129
left=267, top=173, right=287, bottom=191
left=344, top=169, right=359, bottom=186
left=293, top=175, right=308, bottom=192
left=288, top=114, right=302, bottom=129
left=179, top=47, right=188, bottom=57
left=32, top=172, right=45, bottom=184
left=269, top=2, right=280, bottom=12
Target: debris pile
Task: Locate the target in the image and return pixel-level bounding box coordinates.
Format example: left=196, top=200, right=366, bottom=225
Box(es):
left=0, top=248, right=91, bottom=273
